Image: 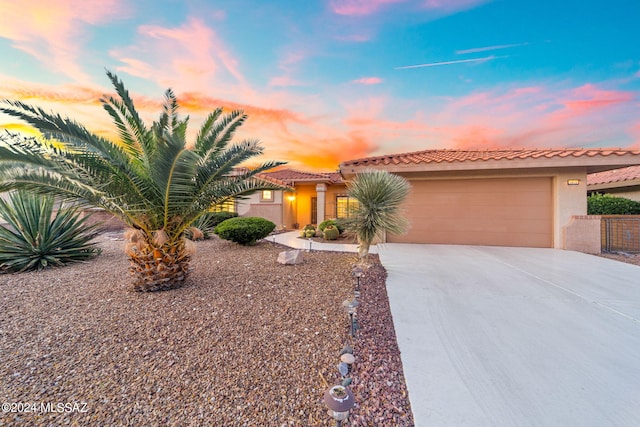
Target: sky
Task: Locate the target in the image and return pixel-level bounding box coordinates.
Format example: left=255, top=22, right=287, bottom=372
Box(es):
left=0, top=0, right=639, bottom=171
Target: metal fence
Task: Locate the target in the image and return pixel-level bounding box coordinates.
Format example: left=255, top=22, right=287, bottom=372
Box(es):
left=601, top=217, right=640, bottom=253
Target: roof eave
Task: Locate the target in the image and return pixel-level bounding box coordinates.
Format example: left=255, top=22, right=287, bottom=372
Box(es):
left=587, top=178, right=640, bottom=190
left=340, top=155, right=640, bottom=177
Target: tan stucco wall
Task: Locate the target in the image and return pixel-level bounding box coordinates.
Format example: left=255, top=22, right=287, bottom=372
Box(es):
left=237, top=190, right=284, bottom=228
left=562, top=215, right=601, bottom=254
left=553, top=168, right=588, bottom=249
left=243, top=203, right=283, bottom=227
left=236, top=191, right=284, bottom=216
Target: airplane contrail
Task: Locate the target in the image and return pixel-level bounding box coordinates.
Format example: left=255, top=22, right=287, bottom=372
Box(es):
left=456, top=42, right=530, bottom=55
left=395, top=55, right=505, bottom=70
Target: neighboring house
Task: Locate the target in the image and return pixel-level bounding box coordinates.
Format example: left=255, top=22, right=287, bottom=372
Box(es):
left=340, top=148, right=640, bottom=248
left=587, top=165, right=640, bottom=201
left=236, top=169, right=349, bottom=230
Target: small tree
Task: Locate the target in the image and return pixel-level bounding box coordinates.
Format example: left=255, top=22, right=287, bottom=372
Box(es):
left=343, top=170, right=410, bottom=262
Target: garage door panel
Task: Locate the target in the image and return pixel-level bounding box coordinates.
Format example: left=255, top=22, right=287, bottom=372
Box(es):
left=389, top=177, right=552, bottom=247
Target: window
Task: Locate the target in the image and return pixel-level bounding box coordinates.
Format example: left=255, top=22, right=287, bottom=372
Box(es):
left=211, top=198, right=236, bottom=213
left=261, top=190, right=273, bottom=202
left=336, top=195, right=358, bottom=219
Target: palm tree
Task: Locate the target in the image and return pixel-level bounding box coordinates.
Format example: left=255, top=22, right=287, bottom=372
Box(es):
left=0, top=71, right=285, bottom=291
left=344, top=169, right=410, bottom=262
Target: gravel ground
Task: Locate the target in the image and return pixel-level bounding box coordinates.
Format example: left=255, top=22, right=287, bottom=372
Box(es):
left=597, top=252, right=640, bottom=266
left=0, top=232, right=413, bottom=426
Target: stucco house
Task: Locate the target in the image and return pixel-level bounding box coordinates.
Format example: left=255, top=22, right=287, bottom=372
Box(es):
left=587, top=165, right=640, bottom=201
left=339, top=148, right=640, bottom=249
left=237, top=169, right=348, bottom=230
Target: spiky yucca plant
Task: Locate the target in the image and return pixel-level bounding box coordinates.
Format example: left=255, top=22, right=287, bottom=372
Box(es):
left=343, top=170, right=411, bottom=262
left=0, top=71, right=285, bottom=291
left=0, top=191, right=101, bottom=272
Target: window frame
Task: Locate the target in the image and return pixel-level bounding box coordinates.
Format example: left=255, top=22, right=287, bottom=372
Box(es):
left=260, top=189, right=274, bottom=202
left=335, top=195, right=357, bottom=219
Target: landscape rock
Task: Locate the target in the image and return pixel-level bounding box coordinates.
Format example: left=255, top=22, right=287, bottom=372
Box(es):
left=277, top=249, right=303, bottom=265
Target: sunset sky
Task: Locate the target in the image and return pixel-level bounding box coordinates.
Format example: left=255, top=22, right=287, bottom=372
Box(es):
left=1, top=0, right=639, bottom=171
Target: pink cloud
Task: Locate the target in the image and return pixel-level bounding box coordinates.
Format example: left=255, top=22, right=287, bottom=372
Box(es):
left=269, top=76, right=306, bottom=87
left=329, top=0, right=407, bottom=16
left=329, top=0, right=488, bottom=15
left=334, top=34, right=371, bottom=42
left=553, top=84, right=635, bottom=117
left=432, top=82, right=638, bottom=150
left=0, top=0, right=130, bottom=83
left=111, top=18, right=253, bottom=101
left=268, top=50, right=308, bottom=88
left=630, top=122, right=640, bottom=148
left=422, top=0, right=491, bottom=12
left=351, top=77, right=383, bottom=85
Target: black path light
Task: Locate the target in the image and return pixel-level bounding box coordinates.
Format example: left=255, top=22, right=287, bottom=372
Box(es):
left=352, top=267, right=364, bottom=297
left=342, top=299, right=360, bottom=337
left=324, top=385, right=356, bottom=426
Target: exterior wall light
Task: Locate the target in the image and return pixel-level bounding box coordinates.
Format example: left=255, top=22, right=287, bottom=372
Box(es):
left=567, top=179, right=581, bottom=186
left=287, top=195, right=296, bottom=201
left=324, top=385, right=356, bottom=426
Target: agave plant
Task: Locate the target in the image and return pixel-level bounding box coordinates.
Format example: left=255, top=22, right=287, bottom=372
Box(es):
left=0, top=191, right=101, bottom=272
left=0, top=71, right=285, bottom=291
left=343, top=169, right=411, bottom=262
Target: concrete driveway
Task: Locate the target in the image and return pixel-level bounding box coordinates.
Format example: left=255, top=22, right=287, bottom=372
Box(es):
left=377, top=244, right=640, bottom=427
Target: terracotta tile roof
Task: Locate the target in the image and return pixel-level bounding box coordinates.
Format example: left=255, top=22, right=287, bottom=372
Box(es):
left=254, top=172, right=289, bottom=188
left=340, top=148, right=640, bottom=167
left=262, top=168, right=344, bottom=184
left=587, top=165, right=640, bottom=186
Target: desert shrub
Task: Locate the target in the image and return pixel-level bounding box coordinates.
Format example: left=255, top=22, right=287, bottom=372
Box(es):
left=187, top=211, right=238, bottom=239
left=318, top=219, right=344, bottom=234
left=587, top=193, right=640, bottom=215
left=214, top=217, right=275, bottom=245
left=0, top=191, right=102, bottom=272
left=323, top=225, right=339, bottom=240
left=303, top=224, right=315, bottom=232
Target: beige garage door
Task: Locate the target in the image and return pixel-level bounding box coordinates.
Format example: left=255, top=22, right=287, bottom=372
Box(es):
left=388, top=177, right=553, bottom=247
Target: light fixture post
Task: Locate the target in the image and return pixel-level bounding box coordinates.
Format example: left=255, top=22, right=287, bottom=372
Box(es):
left=324, top=385, right=356, bottom=426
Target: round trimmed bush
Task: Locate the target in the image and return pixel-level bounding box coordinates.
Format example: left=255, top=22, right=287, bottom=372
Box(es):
left=214, top=217, right=276, bottom=246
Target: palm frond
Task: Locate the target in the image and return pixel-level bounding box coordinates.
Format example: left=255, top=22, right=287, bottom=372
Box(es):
left=102, top=70, right=152, bottom=157
left=195, top=109, right=246, bottom=159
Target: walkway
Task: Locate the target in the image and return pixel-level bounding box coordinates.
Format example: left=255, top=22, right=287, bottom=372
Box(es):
left=269, top=231, right=377, bottom=254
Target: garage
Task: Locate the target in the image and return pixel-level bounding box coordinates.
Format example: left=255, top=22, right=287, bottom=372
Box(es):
left=340, top=148, right=640, bottom=250
left=388, top=177, right=553, bottom=247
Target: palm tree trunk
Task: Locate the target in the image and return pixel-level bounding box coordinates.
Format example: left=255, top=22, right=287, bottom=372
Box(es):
left=127, top=233, right=191, bottom=292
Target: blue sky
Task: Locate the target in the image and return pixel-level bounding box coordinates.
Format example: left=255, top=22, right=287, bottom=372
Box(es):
left=1, top=0, right=638, bottom=169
